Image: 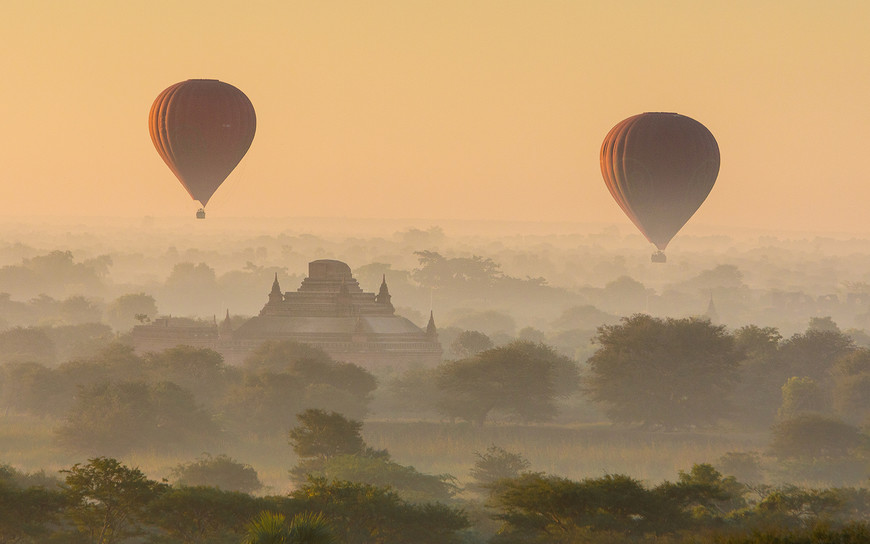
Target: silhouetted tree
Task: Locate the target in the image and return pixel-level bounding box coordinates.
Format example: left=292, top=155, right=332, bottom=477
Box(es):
left=57, top=381, right=218, bottom=456
left=730, top=324, right=785, bottom=428
left=469, top=445, right=531, bottom=495
left=289, top=409, right=366, bottom=462
left=171, top=453, right=262, bottom=494
left=149, top=486, right=263, bottom=544
left=0, top=326, right=55, bottom=365
left=143, top=345, right=228, bottom=406
left=778, top=376, right=830, bottom=419
left=488, top=472, right=707, bottom=540
left=769, top=415, right=863, bottom=461
left=0, top=466, right=66, bottom=543
left=61, top=457, right=167, bottom=544
left=436, top=341, right=579, bottom=425
left=586, top=314, right=741, bottom=429
left=311, top=454, right=459, bottom=503
left=833, top=348, right=870, bottom=424
left=449, top=330, right=493, bottom=359
left=104, top=292, right=158, bottom=332
left=778, top=328, right=855, bottom=382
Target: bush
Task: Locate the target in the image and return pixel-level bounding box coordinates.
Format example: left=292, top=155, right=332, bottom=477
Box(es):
left=171, top=453, right=262, bottom=494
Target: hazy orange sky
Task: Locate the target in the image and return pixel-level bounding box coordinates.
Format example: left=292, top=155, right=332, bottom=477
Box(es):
left=2, top=1, right=869, bottom=235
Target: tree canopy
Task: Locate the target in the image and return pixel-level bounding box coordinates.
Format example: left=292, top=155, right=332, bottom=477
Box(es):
left=436, top=340, right=579, bottom=425
left=585, top=314, right=742, bottom=429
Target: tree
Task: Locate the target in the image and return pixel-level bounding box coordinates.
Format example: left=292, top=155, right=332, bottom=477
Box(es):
left=104, top=293, right=158, bottom=332
left=171, top=453, right=262, bottom=494
left=143, top=345, right=228, bottom=406
left=290, top=478, right=468, bottom=544
left=585, top=314, right=742, bottom=429
left=244, top=341, right=334, bottom=373
left=551, top=304, right=619, bottom=331
left=57, top=380, right=219, bottom=456
left=162, top=262, right=218, bottom=314
left=600, top=275, right=651, bottom=315
left=0, top=326, right=55, bottom=365
left=449, top=330, right=493, bottom=359
left=778, top=376, right=830, bottom=419
left=44, top=322, right=115, bottom=362
left=288, top=409, right=365, bottom=462
left=833, top=348, right=870, bottom=424
left=516, top=326, right=546, bottom=343
left=0, top=250, right=109, bottom=299
left=468, top=445, right=531, bottom=495
left=777, top=328, right=855, bottom=383
left=436, top=341, right=579, bottom=425
left=311, top=454, right=459, bottom=503
left=0, top=467, right=66, bottom=543
left=0, top=361, right=66, bottom=417
left=243, top=341, right=376, bottom=419
left=148, top=486, right=262, bottom=544
left=716, top=451, right=763, bottom=484
left=412, top=251, right=502, bottom=290
left=809, top=316, right=840, bottom=332
left=733, top=324, right=782, bottom=359
left=674, top=463, right=747, bottom=515
left=769, top=415, right=863, bottom=461
left=61, top=457, right=167, bottom=544
left=730, top=325, right=785, bottom=429
left=488, top=472, right=699, bottom=540
left=221, top=371, right=306, bottom=437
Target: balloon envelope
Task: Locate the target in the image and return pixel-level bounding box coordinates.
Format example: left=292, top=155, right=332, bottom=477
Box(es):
left=149, top=79, right=256, bottom=207
left=600, top=112, right=719, bottom=251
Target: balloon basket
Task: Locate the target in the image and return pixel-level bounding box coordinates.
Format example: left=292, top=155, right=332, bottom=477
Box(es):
left=651, top=251, right=667, bottom=263
left=196, top=208, right=206, bottom=219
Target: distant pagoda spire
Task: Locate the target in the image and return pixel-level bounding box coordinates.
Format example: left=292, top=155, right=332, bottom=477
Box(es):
left=220, top=309, right=233, bottom=335
left=268, top=273, right=283, bottom=305
left=426, top=310, right=437, bottom=338
left=375, top=274, right=393, bottom=311
left=705, top=292, right=719, bottom=323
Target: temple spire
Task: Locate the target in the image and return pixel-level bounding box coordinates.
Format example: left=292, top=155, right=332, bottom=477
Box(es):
left=220, top=309, right=233, bottom=334
left=705, top=292, right=719, bottom=323
left=426, top=310, right=437, bottom=338
left=268, top=273, right=283, bottom=304
left=376, top=274, right=393, bottom=310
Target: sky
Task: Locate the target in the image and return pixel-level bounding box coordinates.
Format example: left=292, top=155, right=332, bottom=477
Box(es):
left=2, top=1, right=869, bottom=235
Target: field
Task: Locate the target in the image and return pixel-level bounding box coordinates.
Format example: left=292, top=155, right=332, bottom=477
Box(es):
left=0, top=413, right=768, bottom=495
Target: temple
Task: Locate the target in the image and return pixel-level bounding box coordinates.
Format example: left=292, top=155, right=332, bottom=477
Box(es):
left=132, top=259, right=442, bottom=369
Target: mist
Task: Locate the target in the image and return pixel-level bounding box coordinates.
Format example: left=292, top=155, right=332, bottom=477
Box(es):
left=6, top=217, right=870, bottom=542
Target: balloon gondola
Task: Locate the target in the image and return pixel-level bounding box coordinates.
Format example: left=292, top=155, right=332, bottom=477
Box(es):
left=599, top=112, right=720, bottom=262
left=149, top=79, right=256, bottom=218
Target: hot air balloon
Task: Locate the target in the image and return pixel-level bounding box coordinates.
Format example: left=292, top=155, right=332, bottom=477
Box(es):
left=149, top=79, right=256, bottom=218
left=600, top=112, right=719, bottom=262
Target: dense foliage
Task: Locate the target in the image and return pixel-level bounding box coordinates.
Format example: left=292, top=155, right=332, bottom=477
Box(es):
left=585, top=315, right=742, bottom=429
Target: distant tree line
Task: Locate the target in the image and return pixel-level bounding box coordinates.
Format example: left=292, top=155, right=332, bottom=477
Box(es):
left=5, top=450, right=870, bottom=543
left=0, top=341, right=376, bottom=456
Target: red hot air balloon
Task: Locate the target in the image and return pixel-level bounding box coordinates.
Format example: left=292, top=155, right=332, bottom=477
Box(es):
left=600, top=112, right=719, bottom=262
left=149, top=79, right=256, bottom=218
